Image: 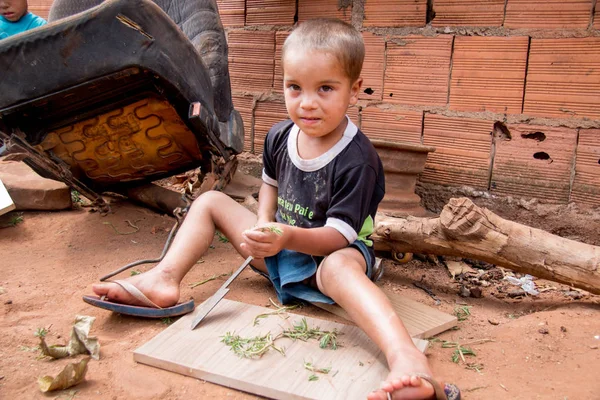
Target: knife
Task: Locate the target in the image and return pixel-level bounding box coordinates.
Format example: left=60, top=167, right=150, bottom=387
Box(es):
left=190, top=255, right=254, bottom=329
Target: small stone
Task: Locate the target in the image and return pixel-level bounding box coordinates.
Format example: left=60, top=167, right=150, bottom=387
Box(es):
left=4, top=299, right=12, bottom=305
left=560, top=326, right=567, bottom=333
left=563, top=290, right=584, bottom=300
left=488, top=319, right=500, bottom=325
left=0, top=286, right=5, bottom=295
left=539, top=327, right=549, bottom=334
left=470, top=287, right=483, bottom=298
left=459, top=285, right=471, bottom=298
left=508, top=289, right=526, bottom=298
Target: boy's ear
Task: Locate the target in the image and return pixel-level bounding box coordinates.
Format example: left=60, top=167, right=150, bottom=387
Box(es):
left=349, top=77, right=363, bottom=105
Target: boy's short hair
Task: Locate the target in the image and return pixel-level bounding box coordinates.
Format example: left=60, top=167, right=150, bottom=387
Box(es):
left=282, top=18, right=365, bottom=82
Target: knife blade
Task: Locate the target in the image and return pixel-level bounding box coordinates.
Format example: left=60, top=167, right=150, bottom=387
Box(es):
left=190, top=255, right=254, bottom=329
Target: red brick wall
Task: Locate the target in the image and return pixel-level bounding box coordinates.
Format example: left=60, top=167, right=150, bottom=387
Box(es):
left=38, top=0, right=600, bottom=206
left=219, top=1, right=600, bottom=207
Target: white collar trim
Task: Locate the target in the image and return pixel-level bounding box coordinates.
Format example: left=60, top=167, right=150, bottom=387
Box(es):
left=287, top=116, right=357, bottom=172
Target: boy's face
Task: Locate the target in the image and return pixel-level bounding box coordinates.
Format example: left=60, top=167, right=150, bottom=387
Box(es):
left=283, top=49, right=361, bottom=141
left=0, top=0, right=28, bottom=22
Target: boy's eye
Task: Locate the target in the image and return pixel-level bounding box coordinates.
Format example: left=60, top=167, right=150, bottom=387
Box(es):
left=287, top=84, right=301, bottom=91
left=320, top=86, right=333, bottom=92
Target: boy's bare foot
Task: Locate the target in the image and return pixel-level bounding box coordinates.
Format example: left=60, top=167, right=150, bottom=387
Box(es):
left=92, top=269, right=180, bottom=308
left=367, top=349, right=436, bottom=400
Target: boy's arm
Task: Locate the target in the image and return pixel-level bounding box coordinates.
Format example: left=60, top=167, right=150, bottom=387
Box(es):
left=256, top=182, right=278, bottom=225
left=284, top=225, right=348, bottom=256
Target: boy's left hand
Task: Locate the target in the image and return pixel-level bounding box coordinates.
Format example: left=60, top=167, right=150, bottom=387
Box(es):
left=241, top=223, right=287, bottom=259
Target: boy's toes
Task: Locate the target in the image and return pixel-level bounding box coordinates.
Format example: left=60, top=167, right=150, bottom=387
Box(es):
left=367, top=388, right=390, bottom=400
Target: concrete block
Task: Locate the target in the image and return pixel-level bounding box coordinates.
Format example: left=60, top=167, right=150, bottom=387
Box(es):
left=384, top=35, right=453, bottom=106
left=360, top=32, right=385, bottom=101
left=505, top=0, right=591, bottom=29
left=362, top=107, right=422, bottom=144
left=431, top=0, right=504, bottom=27
left=364, top=0, right=427, bottom=27
left=523, top=38, right=600, bottom=120
left=422, top=114, right=493, bottom=189
left=246, top=0, right=295, bottom=25
left=273, top=31, right=290, bottom=93
left=0, top=161, right=72, bottom=211
left=491, top=124, right=577, bottom=202
left=449, top=36, right=528, bottom=113
left=571, top=129, right=600, bottom=207
left=228, top=30, right=275, bottom=93
left=298, top=0, right=352, bottom=22
left=253, top=101, right=288, bottom=154
left=216, top=0, right=245, bottom=27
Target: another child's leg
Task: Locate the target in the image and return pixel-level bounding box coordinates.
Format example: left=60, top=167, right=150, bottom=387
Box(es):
left=92, top=191, right=267, bottom=306
left=316, top=248, right=436, bottom=400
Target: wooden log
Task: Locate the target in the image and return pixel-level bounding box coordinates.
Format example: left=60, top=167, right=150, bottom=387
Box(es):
left=373, top=197, right=600, bottom=295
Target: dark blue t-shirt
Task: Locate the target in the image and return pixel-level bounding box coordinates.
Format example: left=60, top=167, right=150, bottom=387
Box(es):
left=262, top=117, right=385, bottom=248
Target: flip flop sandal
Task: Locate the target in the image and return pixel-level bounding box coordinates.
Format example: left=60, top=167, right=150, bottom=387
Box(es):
left=82, top=280, right=195, bottom=318
left=384, top=374, right=461, bottom=400
left=416, top=373, right=461, bottom=400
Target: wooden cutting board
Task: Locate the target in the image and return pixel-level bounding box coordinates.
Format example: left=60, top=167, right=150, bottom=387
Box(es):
left=135, top=299, right=413, bottom=400
left=0, top=178, right=15, bottom=217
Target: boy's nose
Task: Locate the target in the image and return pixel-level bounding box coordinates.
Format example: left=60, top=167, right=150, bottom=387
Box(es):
left=300, top=93, right=317, bottom=110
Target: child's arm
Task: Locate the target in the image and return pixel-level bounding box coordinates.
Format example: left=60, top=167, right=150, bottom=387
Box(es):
left=256, top=182, right=277, bottom=225
left=243, top=224, right=348, bottom=259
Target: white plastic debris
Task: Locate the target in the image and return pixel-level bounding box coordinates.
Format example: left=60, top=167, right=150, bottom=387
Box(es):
left=504, top=274, right=540, bottom=296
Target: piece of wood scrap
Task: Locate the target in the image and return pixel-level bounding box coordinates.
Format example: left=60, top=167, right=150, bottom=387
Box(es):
left=135, top=299, right=390, bottom=400
left=0, top=178, right=16, bottom=216
left=312, top=288, right=457, bottom=339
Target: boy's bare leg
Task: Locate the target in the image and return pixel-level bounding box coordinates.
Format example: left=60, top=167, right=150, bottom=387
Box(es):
left=92, top=191, right=266, bottom=307
left=316, top=248, right=436, bottom=400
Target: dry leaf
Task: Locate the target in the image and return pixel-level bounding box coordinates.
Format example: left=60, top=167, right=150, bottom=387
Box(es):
left=39, top=315, right=100, bottom=360
left=446, top=261, right=476, bottom=279
left=38, top=357, right=89, bottom=392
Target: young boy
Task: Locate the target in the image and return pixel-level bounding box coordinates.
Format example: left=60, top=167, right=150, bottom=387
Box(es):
left=0, top=0, right=46, bottom=40
left=89, top=18, right=460, bottom=400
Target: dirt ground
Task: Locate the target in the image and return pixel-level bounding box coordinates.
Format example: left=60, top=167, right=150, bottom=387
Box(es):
left=1, top=156, right=600, bottom=400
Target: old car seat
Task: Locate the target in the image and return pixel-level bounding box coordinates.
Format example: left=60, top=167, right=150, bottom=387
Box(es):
left=0, top=0, right=243, bottom=210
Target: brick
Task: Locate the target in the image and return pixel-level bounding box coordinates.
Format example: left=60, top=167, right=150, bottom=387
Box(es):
left=595, top=6, right=600, bottom=29
left=449, top=36, right=528, bottom=114
left=232, top=95, right=254, bottom=153
left=431, top=0, right=504, bottom=27
left=216, top=0, right=245, bottom=27
left=523, top=38, right=600, bottom=120
left=384, top=35, right=453, bottom=106
left=505, top=0, right=591, bottom=29
left=571, top=129, right=600, bottom=207
left=361, top=107, right=422, bottom=144
left=246, top=0, right=295, bottom=25
left=364, top=0, right=427, bottom=27
left=273, top=31, right=290, bottom=93
left=228, top=30, right=275, bottom=93
left=29, top=0, right=54, bottom=20
left=491, top=124, right=577, bottom=202
left=360, top=32, right=385, bottom=101
left=253, top=101, right=288, bottom=154
left=422, top=114, right=492, bottom=189
left=298, top=0, right=352, bottom=22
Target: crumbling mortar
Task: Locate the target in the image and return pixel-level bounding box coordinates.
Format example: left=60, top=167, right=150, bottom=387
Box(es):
left=351, top=0, right=365, bottom=29
left=353, top=101, right=600, bottom=129
left=568, top=129, right=581, bottom=203
left=359, top=26, right=598, bottom=39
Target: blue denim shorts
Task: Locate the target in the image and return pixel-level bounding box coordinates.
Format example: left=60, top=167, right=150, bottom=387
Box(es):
left=251, top=241, right=375, bottom=305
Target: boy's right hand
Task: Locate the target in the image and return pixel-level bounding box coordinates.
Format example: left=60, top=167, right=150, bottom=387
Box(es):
left=240, top=223, right=287, bottom=259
